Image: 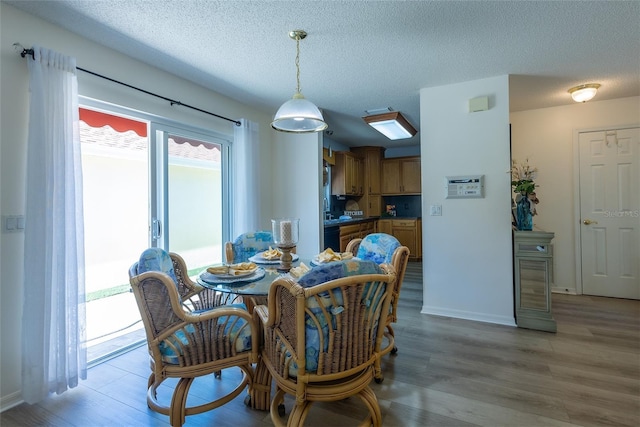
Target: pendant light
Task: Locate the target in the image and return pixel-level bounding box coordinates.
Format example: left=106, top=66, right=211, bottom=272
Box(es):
left=272, top=30, right=328, bottom=133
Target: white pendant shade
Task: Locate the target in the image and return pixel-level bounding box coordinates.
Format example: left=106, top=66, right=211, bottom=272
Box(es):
left=272, top=29, right=328, bottom=134
left=271, top=94, right=328, bottom=133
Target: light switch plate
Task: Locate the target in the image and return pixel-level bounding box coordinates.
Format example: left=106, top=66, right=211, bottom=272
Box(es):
left=430, top=205, right=442, bottom=216
left=2, top=215, right=25, bottom=233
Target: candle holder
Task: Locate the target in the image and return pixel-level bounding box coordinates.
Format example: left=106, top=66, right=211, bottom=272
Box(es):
left=271, top=218, right=299, bottom=272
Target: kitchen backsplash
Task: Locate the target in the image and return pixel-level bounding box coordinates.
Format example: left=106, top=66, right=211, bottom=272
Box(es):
left=329, top=195, right=421, bottom=218
left=383, top=195, right=422, bottom=217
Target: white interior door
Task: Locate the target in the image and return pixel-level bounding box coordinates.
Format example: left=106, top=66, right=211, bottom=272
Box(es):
left=579, top=127, right=639, bottom=299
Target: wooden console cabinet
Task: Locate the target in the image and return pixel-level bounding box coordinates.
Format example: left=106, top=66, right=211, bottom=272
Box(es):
left=513, top=230, right=556, bottom=332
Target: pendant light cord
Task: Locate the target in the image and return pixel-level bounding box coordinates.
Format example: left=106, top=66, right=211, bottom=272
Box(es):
left=15, top=43, right=241, bottom=127
left=295, top=35, right=301, bottom=95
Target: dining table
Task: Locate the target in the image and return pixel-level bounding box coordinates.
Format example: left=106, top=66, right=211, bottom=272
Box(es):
left=196, top=252, right=306, bottom=313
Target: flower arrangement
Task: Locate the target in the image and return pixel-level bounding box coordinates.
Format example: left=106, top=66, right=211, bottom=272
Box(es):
left=511, top=158, right=538, bottom=194
left=511, top=158, right=539, bottom=217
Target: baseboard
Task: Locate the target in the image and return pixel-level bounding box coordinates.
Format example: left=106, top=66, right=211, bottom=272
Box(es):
left=0, top=391, right=23, bottom=413
left=421, top=305, right=517, bottom=327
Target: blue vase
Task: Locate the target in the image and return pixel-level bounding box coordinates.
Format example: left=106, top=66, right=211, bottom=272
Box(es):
left=516, top=193, right=533, bottom=231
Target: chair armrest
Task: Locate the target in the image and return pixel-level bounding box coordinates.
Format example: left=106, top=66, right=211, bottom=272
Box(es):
left=345, top=238, right=362, bottom=255
left=254, top=304, right=269, bottom=326
left=182, top=304, right=254, bottom=324
left=225, top=241, right=234, bottom=263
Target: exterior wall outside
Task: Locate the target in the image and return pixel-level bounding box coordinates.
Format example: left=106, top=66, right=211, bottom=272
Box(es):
left=420, top=75, right=515, bottom=326
left=510, top=96, right=640, bottom=294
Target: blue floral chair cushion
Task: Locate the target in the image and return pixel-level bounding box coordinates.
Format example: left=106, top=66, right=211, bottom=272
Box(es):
left=297, top=259, right=383, bottom=287
left=159, top=303, right=253, bottom=364
left=137, top=247, right=179, bottom=284
left=356, top=233, right=401, bottom=265
left=230, top=231, right=274, bottom=262
left=289, top=259, right=384, bottom=376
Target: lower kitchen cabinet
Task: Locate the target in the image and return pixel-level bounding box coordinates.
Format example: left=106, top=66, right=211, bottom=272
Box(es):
left=339, top=221, right=376, bottom=252
left=376, top=218, right=421, bottom=260
left=377, top=219, right=392, bottom=235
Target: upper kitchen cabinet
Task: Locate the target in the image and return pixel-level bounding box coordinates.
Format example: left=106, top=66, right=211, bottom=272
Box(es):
left=331, top=151, right=364, bottom=196
left=381, top=156, right=421, bottom=195
left=352, top=147, right=383, bottom=195
left=352, top=147, right=384, bottom=217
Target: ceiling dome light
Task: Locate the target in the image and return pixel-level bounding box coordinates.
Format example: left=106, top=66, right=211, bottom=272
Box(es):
left=568, top=83, right=601, bottom=103
left=272, top=30, right=327, bottom=133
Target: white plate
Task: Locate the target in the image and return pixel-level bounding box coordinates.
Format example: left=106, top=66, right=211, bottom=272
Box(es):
left=249, top=252, right=300, bottom=264
left=200, top=268, right=266, bottom=284
left=206, top=264, right=257, bottom=278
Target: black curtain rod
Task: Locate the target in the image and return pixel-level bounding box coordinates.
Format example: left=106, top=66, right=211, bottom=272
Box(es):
left=18, top=46, right=241, bottom=127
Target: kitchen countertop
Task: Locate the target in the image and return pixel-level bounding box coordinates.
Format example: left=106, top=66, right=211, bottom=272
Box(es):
left=323, top=217, right=377, bottom=228
left=323, top=216, right=421, bottom=228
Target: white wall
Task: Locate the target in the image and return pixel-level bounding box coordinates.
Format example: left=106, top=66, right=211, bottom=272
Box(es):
left=0, top=3, right=308, bottom=409
left=271, top=132, right=324, bottom=259
left=420, top=76, right=515, bottom=325
left=510, top=96, right=640, bottom=294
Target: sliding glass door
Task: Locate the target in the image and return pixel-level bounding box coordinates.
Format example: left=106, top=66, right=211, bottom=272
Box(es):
left=152, top=125, right=228, bottom=271
left=80, top=101, right=230, bottom=363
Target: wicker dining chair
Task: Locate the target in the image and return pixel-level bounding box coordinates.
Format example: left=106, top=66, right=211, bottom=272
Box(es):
left=129, top=248, right=259, bottom=426
left=254, top=259, right=396, bottom=427
left=346, top=233, right=410, bottom=379
left=224, top=230, right=274, bottom=264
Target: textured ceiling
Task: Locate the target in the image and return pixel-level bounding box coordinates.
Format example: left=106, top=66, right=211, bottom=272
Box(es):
left=6, top=0, right=640, bottom=148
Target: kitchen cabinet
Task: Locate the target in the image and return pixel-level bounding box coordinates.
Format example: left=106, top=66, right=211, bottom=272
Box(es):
left=353, top=147, right=384, bottom=217
left=353, top=147, right=383, bottom=195
left=391, top=218, right=421, bottom=260
left=332, top=151, right=364, bottom=196
left=339, top=220, right=376, bottom=252
left=513, top=230, right=556, bottom=332
left=366, top=195, right=382, bottom=217
left=381, top=156, right=421, bottom=195
left=376, top=218, right=421, bottom=260
left=377, top=219, right=392, bottom=235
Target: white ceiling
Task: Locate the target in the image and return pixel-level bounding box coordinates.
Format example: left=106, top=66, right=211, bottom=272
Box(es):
left=7, top=0, right=640, bottom=148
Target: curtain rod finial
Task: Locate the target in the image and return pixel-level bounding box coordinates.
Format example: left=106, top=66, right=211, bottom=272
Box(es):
left=13, top=42, right=34, bottom=59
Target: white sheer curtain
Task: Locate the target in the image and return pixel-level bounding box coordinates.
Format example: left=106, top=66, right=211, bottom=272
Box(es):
left=232, top=119, right=260, bottom=237
left=22, top=46, right=86, bottom=404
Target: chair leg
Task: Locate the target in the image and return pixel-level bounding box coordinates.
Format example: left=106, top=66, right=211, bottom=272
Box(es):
left=358, top=386, right=383, bottom=427
left=269, top=388, right=287, bottom=427
left=286, top=399, right=313, bottom=427
left=170, top=377, right=194, bottom=426
left=387, top=324, right=398, bottom=354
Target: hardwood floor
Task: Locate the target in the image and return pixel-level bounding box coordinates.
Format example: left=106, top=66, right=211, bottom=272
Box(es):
left=2, top=262, right=638, bottom=426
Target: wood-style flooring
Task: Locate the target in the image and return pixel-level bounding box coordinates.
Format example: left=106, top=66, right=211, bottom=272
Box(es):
left=2, top=262, right=639, bottom=426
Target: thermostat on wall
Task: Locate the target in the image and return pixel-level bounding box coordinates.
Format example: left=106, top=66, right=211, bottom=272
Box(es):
left=445, top=175, right=485, bottom=199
